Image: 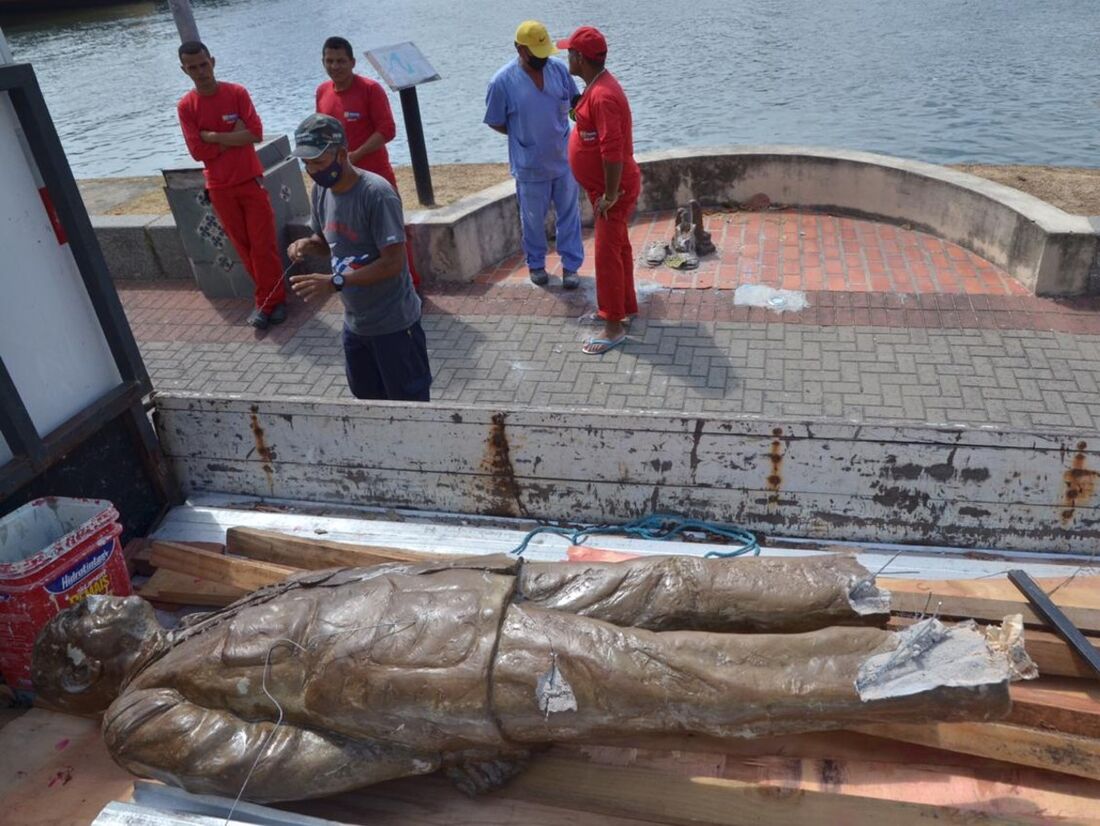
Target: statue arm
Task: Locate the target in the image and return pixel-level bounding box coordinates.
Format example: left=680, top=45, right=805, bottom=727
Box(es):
left=103, top=688, right=439, bottom=802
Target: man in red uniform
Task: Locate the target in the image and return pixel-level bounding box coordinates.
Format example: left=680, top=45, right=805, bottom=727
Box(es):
left=176, top=41, right=286, bottom=329
left=556, top=26, right=642, bottom=355
left=315, top=36, right=421, bottom=291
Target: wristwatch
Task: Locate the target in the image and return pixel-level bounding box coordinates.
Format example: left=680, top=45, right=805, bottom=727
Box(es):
left=331, top=273, right=345, bottom=292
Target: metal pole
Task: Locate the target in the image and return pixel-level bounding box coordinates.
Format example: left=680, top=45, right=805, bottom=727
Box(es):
left=0, top=24, right=14, bottom=65
left=398, top=86, right=435, bottom=207
left=1008, top=569, right=1100, bottom=679
left=168, top=0, right=201, bottom=43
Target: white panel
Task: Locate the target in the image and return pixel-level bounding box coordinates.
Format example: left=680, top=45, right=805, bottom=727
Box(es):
left=0, top=431, right=11, bottom=466
left=0, top=92, right=120, bottom=437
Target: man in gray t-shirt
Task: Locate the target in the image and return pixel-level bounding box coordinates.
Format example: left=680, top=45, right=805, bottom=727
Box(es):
left=288, top=114, right=431, bottom=401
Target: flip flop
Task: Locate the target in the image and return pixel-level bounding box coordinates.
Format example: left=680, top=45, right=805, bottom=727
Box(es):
left=582, top=333, right=627, bottom=355
left=644, top=241, right=669, bottom=266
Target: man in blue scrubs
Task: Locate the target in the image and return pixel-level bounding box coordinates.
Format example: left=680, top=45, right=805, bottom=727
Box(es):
left=485, top=20, right=585, bottom=289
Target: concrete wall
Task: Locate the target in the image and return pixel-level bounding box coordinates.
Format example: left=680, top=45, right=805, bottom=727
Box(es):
left=155, top=392, right=1100, bottom=554
left=95, top=147, right=1100, bottom=295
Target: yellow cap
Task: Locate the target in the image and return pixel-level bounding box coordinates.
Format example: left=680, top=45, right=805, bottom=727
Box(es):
left=515, top=20, right=558, bottom=59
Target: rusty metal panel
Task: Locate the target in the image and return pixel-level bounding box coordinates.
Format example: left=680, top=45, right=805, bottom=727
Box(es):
left=155, top=394, right=1100, bottom=553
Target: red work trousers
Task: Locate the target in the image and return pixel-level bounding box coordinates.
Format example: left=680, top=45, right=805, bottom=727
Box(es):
left=358, top=163, right=421, bottom=291
left=589, top=186, right=639, bottom=323
left=208, top=179, right=286, bottom=312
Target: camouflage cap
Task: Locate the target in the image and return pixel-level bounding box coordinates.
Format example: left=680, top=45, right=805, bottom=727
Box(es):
left=290, top=113, right=346, bottom=160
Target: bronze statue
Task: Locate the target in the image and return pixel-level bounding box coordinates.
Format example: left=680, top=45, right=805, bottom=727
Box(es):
left=690, top=199, right=716, bottom=255
left=32, top=554, right=1031, bottom=803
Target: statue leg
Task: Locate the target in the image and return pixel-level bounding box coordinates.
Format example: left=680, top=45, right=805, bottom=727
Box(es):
left=517, top=555, right=889, bottom=633
left=491, top=604, right=1021, bottom=745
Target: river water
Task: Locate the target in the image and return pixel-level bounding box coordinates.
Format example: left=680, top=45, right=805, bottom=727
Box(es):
left=3, top=0, right=1098, bottom=178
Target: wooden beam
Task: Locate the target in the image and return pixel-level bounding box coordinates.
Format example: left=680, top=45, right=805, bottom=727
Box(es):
left=881, top=575, right=1100, bottom=633
left=148, top=541, right=296, bottom=592
left=1009, top=677, right=1100, bottom=740
left=857, top=721, right=1100, bottom=782
left=136, top=567, right=247, bottom=607
left=225, top=527, right=439, bottom=570
left=888, top=616, right=1100, bottom=679
left=501, top=755, right=1027, bottom=826
left=549, top=743, right=1100, bottom=822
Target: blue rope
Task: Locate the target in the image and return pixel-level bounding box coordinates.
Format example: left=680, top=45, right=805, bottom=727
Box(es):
left=508, top=513, right=760, bottom=558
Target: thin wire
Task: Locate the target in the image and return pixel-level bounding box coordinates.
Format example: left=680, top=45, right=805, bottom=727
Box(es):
left=222, top=620, right=416, bottom=824
left=255, top=258, right=299, bottom=314
left=508, top=514, right=760, bottom=559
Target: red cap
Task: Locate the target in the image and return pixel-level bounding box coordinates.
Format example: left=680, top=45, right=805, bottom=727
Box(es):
left=556, top=26, right=608, bottom=60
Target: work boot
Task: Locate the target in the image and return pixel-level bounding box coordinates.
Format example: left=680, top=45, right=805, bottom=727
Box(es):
left=562, top=270, right=580, bottom=290
left=268, top=304, right=287, bottom=325
left=246, top=308, right=270, bottom=330
left=529, top=268, right=549, bottom=286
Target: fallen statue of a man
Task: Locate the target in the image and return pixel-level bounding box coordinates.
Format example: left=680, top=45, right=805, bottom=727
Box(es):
left=32, top=553, right=1034, bottom=802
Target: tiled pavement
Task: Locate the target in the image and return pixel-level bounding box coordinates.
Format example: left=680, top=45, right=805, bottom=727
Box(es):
left=121, top=209, right=1100, bottom=431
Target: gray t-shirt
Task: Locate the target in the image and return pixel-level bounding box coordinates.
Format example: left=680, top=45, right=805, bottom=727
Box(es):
left=310, top=170, right=421, bottom=337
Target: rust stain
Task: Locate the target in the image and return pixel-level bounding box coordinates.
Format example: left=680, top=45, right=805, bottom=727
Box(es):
left=480, top=412, right=529, bottom=518
left=766, top=427, right=784, bottom=506
left=249, top=406, right=276, bottom=495
left=1062, top=441, right=1096, bottom=524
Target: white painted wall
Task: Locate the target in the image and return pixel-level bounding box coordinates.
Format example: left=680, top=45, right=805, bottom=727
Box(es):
left=0, top=92, right=120, bottom=445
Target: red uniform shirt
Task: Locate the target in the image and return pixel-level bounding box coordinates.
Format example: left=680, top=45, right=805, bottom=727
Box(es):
left=177, top=82, right=264, bottom=190
left=315, top=75, right=398, bottom=186
left=567, top=71, right=641, bottom=197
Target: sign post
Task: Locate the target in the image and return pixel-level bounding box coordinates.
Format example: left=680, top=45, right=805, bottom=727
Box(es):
left=168, top=0, right=201, bottom=43
left=365, top=42, right=440, bottom=207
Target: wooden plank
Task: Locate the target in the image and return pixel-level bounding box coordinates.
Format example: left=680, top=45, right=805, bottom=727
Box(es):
left=290, top=773, right=648, bottom=826
left=1009, top=677, right=1100, bottom=739
left=499, top=755, right=1029, bottom=826
left=0, top=709, right=134, bottom=826
left=552, top=743, right=1100, bottom=823
left=857, top=721, right=1100, bottom=782
left=148, top=541, right=296, bottom=591
left=889, top=616, right=1100, bottom=679
left=136, top=567, right=247, bottom=607
left=226, top=526, right=439, bottom=570
left=159, top=499, right=1100, bottom=580
left=882, top=575, right=1100, bottom=633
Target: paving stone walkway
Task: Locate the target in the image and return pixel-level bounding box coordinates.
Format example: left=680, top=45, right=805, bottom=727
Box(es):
left=121, top=209, right=1100, bottom=432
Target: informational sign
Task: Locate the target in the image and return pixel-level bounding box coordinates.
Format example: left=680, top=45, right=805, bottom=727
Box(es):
left=365, top=42, right=440, bottom=91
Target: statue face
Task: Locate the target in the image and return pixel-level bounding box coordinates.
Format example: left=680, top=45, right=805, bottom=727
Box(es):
left=32, top=596, right=161, bottom=714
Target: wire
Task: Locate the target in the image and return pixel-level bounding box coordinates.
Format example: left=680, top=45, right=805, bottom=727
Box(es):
left=507, top=513, right=760, bottom=559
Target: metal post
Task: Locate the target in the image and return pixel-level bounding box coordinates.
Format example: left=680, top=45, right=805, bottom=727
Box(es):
left=168, top=0, right=201, bottom=44
left=0, top=24, right=14, bottom=65
left=398, top=86, right=435, bottom=207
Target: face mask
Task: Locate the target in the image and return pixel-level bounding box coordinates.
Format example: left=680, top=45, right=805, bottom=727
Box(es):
left=527, top=55, right=548, bottom=70
left=308, top=156, right=342, bottom=188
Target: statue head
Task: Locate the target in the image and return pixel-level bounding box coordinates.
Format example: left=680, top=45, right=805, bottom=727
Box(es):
left=32, top=595, right=164, bottom=714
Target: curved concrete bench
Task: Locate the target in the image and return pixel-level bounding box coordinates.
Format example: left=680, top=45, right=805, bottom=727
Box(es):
left=405, top=146, right=1099, bottom=296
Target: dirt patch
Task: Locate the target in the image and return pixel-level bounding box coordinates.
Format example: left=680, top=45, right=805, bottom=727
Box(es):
left=950, top=164, right=1100, bottom=216
left=95, top=163, right=511, bottom=216
left=85, top=162, right=1100, bottom=217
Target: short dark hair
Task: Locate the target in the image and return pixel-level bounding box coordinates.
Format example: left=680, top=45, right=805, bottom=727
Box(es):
left=178, top=40, right=209, bottom=60
left=323, top=36, right=354, bottom=60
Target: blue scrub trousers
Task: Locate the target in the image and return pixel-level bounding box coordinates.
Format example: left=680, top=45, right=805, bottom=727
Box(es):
left=516, top=174, right=584, bottom=273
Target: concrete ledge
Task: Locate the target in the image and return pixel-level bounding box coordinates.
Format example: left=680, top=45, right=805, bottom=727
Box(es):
left=156, top=393, right=1100, bottom=554
left=93, top=214, right=190, bottom=281
left=405, top=180, right=521, bottom=281
left=633, top=146, right=1099, bottom=296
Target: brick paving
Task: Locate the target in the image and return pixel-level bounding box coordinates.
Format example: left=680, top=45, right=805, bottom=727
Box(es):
left=121, top=209, right=1100, bottom=431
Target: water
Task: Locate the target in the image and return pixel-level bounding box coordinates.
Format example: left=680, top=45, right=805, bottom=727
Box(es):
left=3, top=0, right=1099, bottom=179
